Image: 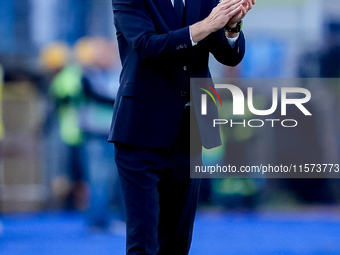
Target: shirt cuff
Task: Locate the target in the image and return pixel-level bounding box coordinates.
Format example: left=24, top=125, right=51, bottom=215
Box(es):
left=226, top=35, right=239, bottom=48
left=189, top=26, right=198, bottom=46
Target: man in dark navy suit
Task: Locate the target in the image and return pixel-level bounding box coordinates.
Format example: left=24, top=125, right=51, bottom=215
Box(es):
left=109, top=0, right=255, bottom=254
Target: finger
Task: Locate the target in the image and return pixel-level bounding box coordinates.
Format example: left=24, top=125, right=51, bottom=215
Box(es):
left=244, top=0, right=253, bottom=10
left=218, top=1, right=242, bottom=19
left=224, top=1, right=243, bottom=13
left=240, top=5, right=248, bottom=17
left=222, top=3, right=242, bottom=15
left=209, top=1, right=241, bottom=25
left=214, top=0, right=241, bottom=18
left=219, top=0, right=241, bottom=4
left=243, top=0, right=253, bottom=12
left=228, top=5, right=246, bottom=23
left=241, top=0, right=249, bottom=9
left=216, top=0, right=241, bottom=17
left=235, top=6, right=246, bottom=19
left=218, top=0, right=242, bottom=9
left=225, top=5, right=243, bottom=20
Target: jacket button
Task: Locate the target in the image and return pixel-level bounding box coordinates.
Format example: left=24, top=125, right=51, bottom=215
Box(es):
left=180, top=91, right=187, bottom=97
left=183, top=66, right=187, bottom=71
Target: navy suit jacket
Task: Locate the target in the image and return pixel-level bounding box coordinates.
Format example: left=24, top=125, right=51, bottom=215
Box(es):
left=108, top=0, right=245, bottom=149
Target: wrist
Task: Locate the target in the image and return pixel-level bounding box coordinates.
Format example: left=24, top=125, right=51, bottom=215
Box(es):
left=225, top=20, right=243, bottom=33
left=190, top=19, right=211, bottom=44
left=227, top=22, right=238, bottom=28
left=225, top=31, right=239, bottom=38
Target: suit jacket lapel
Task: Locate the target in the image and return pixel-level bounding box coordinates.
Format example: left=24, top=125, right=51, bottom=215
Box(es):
left=153, top=0, right=201, bottom=30
left=185, top=0, right=201, bottom=26
left=153, top=0, right=181, bottom=30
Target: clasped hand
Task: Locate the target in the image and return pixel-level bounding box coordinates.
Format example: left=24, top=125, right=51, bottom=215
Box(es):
left=189, top=0, right=255, bottom=43
left=206, top=0, right=255, bottom=32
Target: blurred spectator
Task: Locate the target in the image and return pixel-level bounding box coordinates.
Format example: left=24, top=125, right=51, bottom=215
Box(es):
left=40, top=42, right=87, bottom=210
left=0, top=64, right=4, bottom=150
left=75, top=37, right=123, bottom=230
left=273, top=102, right=333, bottom=204
left=209, top=94, right=266, bottom=209
left=291, top=22, right=340, bottom=204
left=0, top=64, right=4, bottom=234
left=319, top=22, right=340, bottom=78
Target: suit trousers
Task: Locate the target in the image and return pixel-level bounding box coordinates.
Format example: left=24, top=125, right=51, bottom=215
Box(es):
left=114, top=107, right=202, bottom=255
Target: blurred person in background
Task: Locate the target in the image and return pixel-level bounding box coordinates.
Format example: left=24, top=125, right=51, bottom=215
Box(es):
left=319, top=22, right=340, bottom=78
left=0, top=64, right=4, bottom=235
left=75, top=37, right=124, bottom=231
left=40, top=42, right=87, bottom=210
left=109, top=0, right=255, bottom=254
left=293, top=21, right=340, bottom=205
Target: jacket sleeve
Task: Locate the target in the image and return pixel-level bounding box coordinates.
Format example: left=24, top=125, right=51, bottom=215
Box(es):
left=208, top=29, right=246, bottom=67
left=112, top=0, right=192, bottom=61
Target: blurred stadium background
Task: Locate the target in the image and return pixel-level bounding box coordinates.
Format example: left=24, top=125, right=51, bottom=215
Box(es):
left=1, top=0, right=340, bottom=254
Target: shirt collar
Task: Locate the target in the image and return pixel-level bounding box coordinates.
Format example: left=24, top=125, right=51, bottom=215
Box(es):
left=171, top=0, right=185, bottom=7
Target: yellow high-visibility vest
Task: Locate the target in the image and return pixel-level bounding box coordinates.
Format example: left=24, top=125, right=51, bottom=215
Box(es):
left=50, top=64, right=83, bottom=146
